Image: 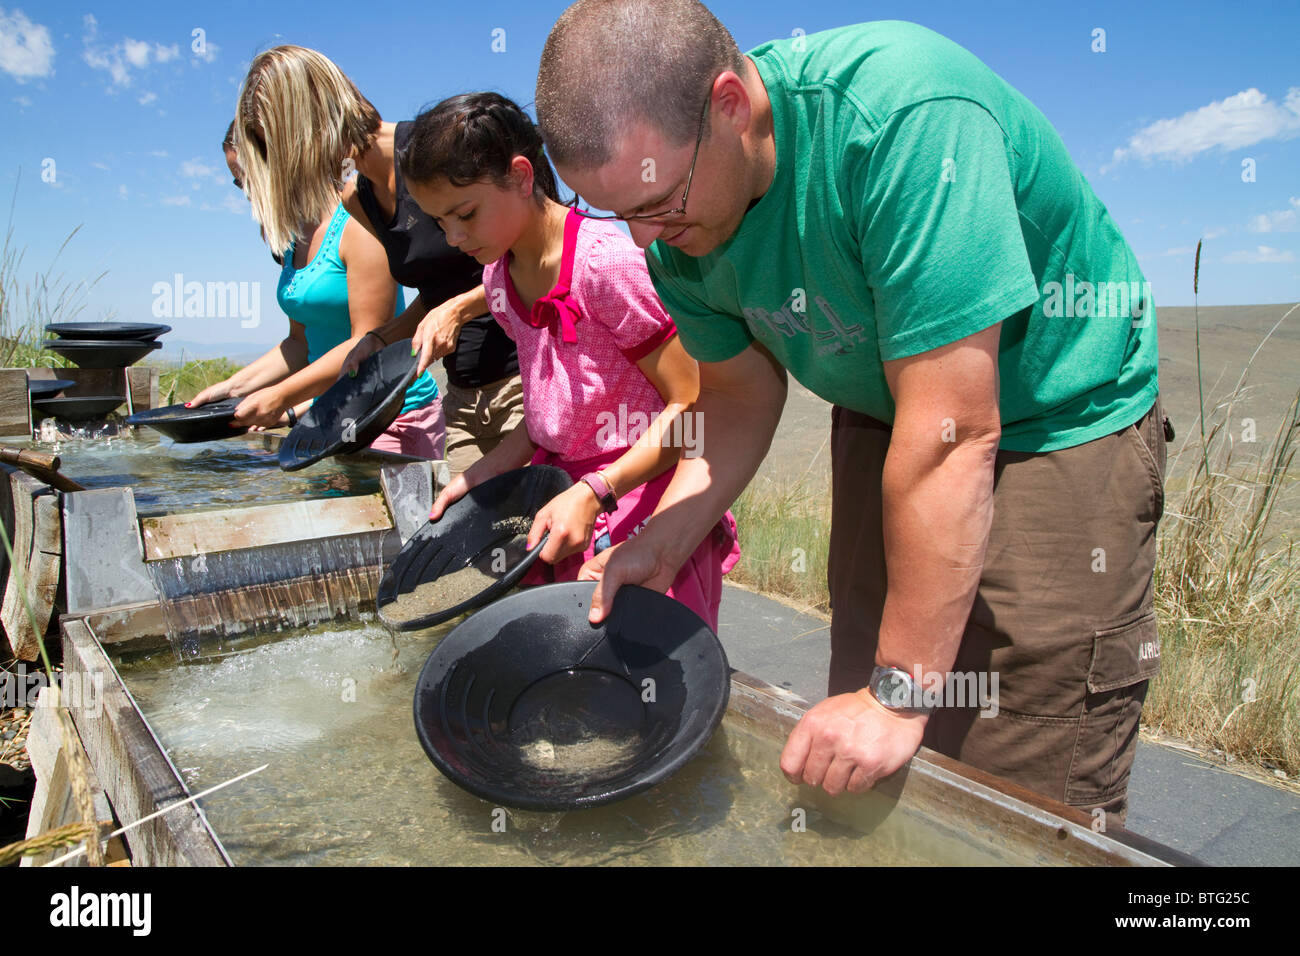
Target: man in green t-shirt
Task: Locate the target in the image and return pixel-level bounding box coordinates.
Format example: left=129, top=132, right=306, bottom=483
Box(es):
left=537, top=0, right=1166, bottom=826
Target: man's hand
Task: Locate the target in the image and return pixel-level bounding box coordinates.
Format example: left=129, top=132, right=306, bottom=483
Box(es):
left=577, top=535, right=680, bottom=622
left=779, top=689, right=927, bottom=796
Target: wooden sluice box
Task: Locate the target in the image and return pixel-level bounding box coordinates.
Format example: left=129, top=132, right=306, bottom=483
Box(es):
left=44, top=469, right=1196, bottom=866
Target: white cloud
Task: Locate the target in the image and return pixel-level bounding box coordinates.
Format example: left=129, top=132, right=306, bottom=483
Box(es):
left=12, top=93, right=30, bottom=107
left=118, top=184, right=127, bottom=199
left=1105, top=87, right=1300, bottom=170
left=91, top=160, right=109, bottom=170
left=137, top=91, right=156, bottom=106
left=192, top=40, right=219, bottom=64
left=1202, top=226, right=1227, bottom=240
left=122, top=38, right=149, bottom=68
left=160, top=195, right=191, bottom=207
left=1247, top=197, right=1300, bottom=234
left=0, top=8, right=54, bottom=81
left=1161, top=247, right=1195, bottom=257
left=180, top=158, right=215, bottom=179
left=1222, top=245, right=1296, bottom=264
left=82, top=19, right=182, bottom=90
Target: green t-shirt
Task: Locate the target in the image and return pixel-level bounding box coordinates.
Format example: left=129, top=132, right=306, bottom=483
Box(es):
left=646, top=20, right=1158, bottom=453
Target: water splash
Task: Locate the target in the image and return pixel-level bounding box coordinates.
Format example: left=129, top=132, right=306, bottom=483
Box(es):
left=146, top=532, right=388, bottom=661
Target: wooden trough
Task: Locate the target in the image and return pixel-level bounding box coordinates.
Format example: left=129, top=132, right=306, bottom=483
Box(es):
left=49, top=599, right=1200, bottom=866
left=10, top=448, right=1200, bottom=866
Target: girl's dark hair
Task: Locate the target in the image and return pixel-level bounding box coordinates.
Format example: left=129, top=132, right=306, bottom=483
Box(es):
left=222, top=119, right=236, bottom=152
left=399, top=92, right=561, bottom=204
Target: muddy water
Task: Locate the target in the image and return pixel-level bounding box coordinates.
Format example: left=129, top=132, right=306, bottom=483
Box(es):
left=112, top=622, right=1007, bottom=866
left=382, top=566, right=499, bottom=624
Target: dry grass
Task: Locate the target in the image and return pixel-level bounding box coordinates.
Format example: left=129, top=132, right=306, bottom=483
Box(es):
left=728, top=438, right=832, bottom=615
left=1145, top=385, right=1299, bottom=774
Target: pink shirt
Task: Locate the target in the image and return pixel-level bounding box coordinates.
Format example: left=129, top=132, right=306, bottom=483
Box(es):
left=483, top=211, right=677, bottom=461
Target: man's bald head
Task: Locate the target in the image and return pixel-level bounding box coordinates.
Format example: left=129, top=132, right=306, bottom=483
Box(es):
left=536, top=0, right=747, bottom=170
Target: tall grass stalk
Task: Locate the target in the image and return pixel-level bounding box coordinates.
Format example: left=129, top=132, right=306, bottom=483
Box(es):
left=1, top=175, right=106, bottom=368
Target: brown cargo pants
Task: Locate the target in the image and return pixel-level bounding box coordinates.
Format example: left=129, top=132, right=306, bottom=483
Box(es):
left=827, top=398, right=1168, bottom=828
left=441, top=374, right=526, bottom=478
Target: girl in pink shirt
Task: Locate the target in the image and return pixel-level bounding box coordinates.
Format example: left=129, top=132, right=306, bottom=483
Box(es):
left=407, top=93, right=739, bottom=630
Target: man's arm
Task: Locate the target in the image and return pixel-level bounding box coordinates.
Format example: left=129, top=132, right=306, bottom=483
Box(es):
left=580, top=340, right=787, bottom=621
left=778, top=321, right=1002, bottom=796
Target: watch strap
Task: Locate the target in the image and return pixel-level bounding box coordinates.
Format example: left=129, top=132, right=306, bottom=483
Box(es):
left=580, top=471, right=617, bottom=514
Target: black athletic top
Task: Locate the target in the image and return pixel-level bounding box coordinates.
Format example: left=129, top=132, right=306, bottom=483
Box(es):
left=354, top=121, right=518, bottom=388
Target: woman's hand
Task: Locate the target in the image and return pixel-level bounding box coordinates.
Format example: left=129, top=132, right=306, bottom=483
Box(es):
left=187, top=380, right=234, bottom=408
left=528, top=483, right=602, bottom=565
left=412, top=300, right=467, bottom=373
left=340, top=332, right=383, bottom=379
left=231, top=387, right=288, bottom=428
left=430, top=471, right=475, bottom=522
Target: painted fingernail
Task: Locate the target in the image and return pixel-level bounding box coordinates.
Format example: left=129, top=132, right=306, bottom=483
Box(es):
left=410, top=346, right=418, bottom=356
left=184, top=402, right=191, bottom=407
left=348, top=369, right=356, bottom=378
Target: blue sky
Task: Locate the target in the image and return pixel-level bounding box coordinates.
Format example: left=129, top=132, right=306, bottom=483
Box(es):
left=2, top=0, right=1298, bottom=349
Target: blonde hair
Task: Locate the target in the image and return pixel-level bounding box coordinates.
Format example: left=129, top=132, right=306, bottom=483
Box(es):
left=235, top=45, right=380, bottom=255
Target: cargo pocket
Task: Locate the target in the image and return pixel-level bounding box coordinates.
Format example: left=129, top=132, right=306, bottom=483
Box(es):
left=1065, top=610, right=1160, bottom=805
left=1087, top=610, right=1161, bottom=692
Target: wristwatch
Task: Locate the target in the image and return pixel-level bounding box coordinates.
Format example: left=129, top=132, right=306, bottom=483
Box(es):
left=868, top=665, right=933, bottom=715
left=579, top=470, right=618, bottom=515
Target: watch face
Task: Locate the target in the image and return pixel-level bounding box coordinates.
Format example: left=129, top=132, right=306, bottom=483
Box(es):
left=876, top=671, right=913, bottom=709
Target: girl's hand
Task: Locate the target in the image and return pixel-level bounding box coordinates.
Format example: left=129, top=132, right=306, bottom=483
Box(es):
left=231, top=388, right=287, bottom=428
left=528, top=483, right=602, bottom=565
left=187, top=381, right=234, bottom=409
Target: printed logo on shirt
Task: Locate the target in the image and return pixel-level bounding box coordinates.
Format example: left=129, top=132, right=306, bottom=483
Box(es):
left=742, top=288, right=868, bottom=356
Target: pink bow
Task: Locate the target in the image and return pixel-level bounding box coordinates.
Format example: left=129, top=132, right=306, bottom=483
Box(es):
left=528, top=288, right=580, bottom=343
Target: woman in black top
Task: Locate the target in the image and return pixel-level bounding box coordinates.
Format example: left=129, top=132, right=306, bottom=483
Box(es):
left=233, top=45, right=523, bottom=475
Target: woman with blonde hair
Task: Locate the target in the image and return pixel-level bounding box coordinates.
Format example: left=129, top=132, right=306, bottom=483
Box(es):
left=188, top=122, right=445, bottom=460
left=231, top=45, right=523, bottom=475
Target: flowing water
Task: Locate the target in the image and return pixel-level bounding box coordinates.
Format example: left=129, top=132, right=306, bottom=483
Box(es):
left=146, top=535, right=388, bottom=660
left=28, top=428, right=380, bottom=516
left=111, top=621, right=1008, bottom=866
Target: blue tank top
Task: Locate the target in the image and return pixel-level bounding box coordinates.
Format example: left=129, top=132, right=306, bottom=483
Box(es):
left=278, top=203, right=437, bottom=414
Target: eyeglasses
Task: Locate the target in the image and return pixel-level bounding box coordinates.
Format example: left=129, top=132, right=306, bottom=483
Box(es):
left=568, top=89, right=711, bottom=223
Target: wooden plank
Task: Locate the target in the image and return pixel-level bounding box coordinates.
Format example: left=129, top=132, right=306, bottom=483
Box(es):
left=140, top=493, right=391, bottom=560
left=61, top=617, right=230, bottom=866
left=21, top=706, right=125, bottom=868
left=0, top=369, right=32, bottom=437
left=126, top=367, right=159, bottom=414
left=1, top=468, right=59, bottom=661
